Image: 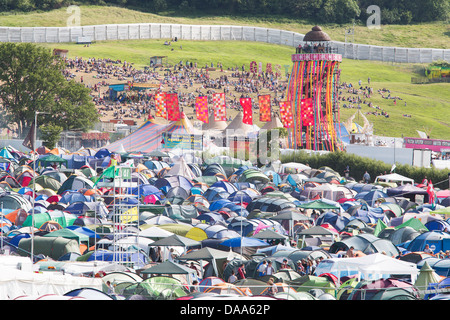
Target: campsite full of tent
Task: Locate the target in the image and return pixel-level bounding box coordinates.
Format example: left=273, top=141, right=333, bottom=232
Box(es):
left=0, top=144, right=450, bottom=300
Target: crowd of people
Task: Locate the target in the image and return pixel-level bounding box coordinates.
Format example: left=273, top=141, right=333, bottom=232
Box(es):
left=63, top=56, right=289, bottom=126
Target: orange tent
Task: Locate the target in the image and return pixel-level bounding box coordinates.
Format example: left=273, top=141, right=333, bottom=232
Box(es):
left=204, top=283, right=248, bottom=296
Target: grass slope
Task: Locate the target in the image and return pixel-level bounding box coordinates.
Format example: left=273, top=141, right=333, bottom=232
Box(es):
left=40, top=39, right=450, bottom=140
left=1, top=5, right=449, bottom=49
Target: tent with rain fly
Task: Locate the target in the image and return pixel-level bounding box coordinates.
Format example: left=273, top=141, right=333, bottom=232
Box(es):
left=329, top=233, right=400, bottom=257
left=315, top=253, right=419, bottom=282
left=18, top=236, right=81, bottom=260
left=246, top=197, right=296, bottom=213
left=38, top=154, right=68, bottom=168
left=58, top=175, right=95, bottom=194
left=122, top=276, right=188, bottom=300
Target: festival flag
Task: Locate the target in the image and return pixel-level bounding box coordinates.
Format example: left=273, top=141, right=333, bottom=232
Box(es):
left=166, top=93, right=181, bottom=121
left=154, top=91, right=167, bottom=119
left=427, top=180, right=437, bottom=208
left=213, top=93, right=226, bottom=121
left=279, top=101, right=293, bottom=128
left=195, top=96, right=209, bottom=123
left=240, top=97, right=253, bottom=125
left=258, top=94, right=271, bottom=122
left=22, top=120, right=35, bottom=151
left=301, top=98, right=314, bottom=126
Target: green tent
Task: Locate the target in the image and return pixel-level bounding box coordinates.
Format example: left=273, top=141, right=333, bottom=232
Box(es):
left=34, top=175, right=62, bottom=192
left=238, top=169, right=269, bottom=184
left=290, top=275, right=336, bottom=295
left=18, top=236, right=81, bottom=260
left=298, top=200, right=340, bottom=210
left=43, top=228, right=90, bottom=243
left=38, top=154, right=68, bottom=167
left=395, top=217, right=428, bottom=232
left=414, top=261, right=442, bottom=298
left=141, top=260, right=197, bottom=276
left=22, top=211, right=77, bottom=228
left=122, top=276, right=188, bottom=299
left=373, top=219, right=388, bottom=237
left=157, top=223, right=194, bottom=237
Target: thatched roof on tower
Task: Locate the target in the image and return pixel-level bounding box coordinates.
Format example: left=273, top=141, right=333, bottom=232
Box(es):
left=303, top=26, right=331, bottom=42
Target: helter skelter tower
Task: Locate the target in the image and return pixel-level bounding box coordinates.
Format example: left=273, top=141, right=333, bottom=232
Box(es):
left=285, top=26, right=342, bottom=152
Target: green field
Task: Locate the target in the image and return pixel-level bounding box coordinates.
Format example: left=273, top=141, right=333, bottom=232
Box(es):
left=40, top=39, right=450, bottom=140
left=1, top=5, right=449, bottom=49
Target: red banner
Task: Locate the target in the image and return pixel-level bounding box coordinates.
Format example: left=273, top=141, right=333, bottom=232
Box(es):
left=166, top=93, right=181, bottom=121
left=213, top=93, right=227, bottom=121
left=240, top=97, right=253, bottom=125
left=154, top=91, right=167, bottom=119
left=301, top=98, right=314, bottom=126
left=195, top=96, right=209, bottom=123
left=279, top=101, right=293, bottom=128
left=258, top=95, right=271, bottom=122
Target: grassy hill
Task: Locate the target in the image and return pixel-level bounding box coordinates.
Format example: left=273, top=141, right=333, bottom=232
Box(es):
left=0, top=5, right=449, bottom=49
left=40, top=39, right=450, bottom=140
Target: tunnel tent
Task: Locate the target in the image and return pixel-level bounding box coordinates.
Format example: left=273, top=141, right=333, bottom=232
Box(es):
left=18, top=236, right=81, bottom=260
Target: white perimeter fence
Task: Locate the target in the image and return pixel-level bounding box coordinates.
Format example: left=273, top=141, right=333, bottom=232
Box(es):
left=0, top=23, right=449, bottom=63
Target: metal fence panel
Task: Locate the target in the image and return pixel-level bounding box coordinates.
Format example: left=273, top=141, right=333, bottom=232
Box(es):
left=0, top=23, right=447, bottom=63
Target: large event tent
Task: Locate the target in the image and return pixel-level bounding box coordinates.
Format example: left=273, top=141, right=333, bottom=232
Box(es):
left=105, top=114, right=202, bottom=154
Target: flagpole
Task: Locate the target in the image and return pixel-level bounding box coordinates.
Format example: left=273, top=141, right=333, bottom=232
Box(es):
left=31, top=111, right=37, bottom=262
left=31, top=111, right=49, bottom=262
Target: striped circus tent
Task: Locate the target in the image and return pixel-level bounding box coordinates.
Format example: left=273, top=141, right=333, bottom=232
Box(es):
left=105, top=113, right=202, bottom=154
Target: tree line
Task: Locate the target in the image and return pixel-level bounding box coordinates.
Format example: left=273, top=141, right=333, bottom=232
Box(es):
left=1, top=0, right=448, bottom=25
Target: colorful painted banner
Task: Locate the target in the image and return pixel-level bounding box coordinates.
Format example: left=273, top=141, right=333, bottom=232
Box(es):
left=301, top=98, right=314, bottom=126
left=240, top=97, right=253, bottom=125
left=195, top=96, right=209, bottom=123
left=162, top=132, right=203, bottom=150
left=166, top=93, right=181, bottom=121
left=279, top=101, right=293, bottom=128
left=154, top=91, right=167, bottom=119
left=213, top=93, right=227, bottom=121
left=258, top=95, right=271, bottom=122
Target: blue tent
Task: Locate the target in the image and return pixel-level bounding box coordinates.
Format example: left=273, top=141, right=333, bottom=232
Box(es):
left=209, top=199, right=232, bottom=212
left=94, top=148, right=111, bottom=159
left=425, top=220, right=450, bottom=232
left=406, top=231, right=450, bottom=253
left=353, top=208, right=388, bottom=224
left=220, top=237, right=269, bottom=248
left=210, top=181, right=238, bottom=194
left=263, top=170, right=282, bottom=186
left=196, top=212, right=226, bottom=225
left=66, top=226, right=101, bottom=239
left=60, top=192, right=93, bottom=204
left=129, top=184, right=162, bottom=197
left=316, top=211, right=350, bottom=231
left=355, top=190, right=388, bottom=206
left=203, top=187, right=230, bottom=202
left=228, top=190, right=253, bottom=204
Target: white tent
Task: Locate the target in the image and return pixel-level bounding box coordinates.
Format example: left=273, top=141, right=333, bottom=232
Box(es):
left=316, top=253, right=419, bottom=282
left=278, top=162, right=311, bottom=174
left=165, top=157, right=197, bottom=180
left=374, top=173, right=414, bottom=185
left=308, top=184, right=355, bottom=201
